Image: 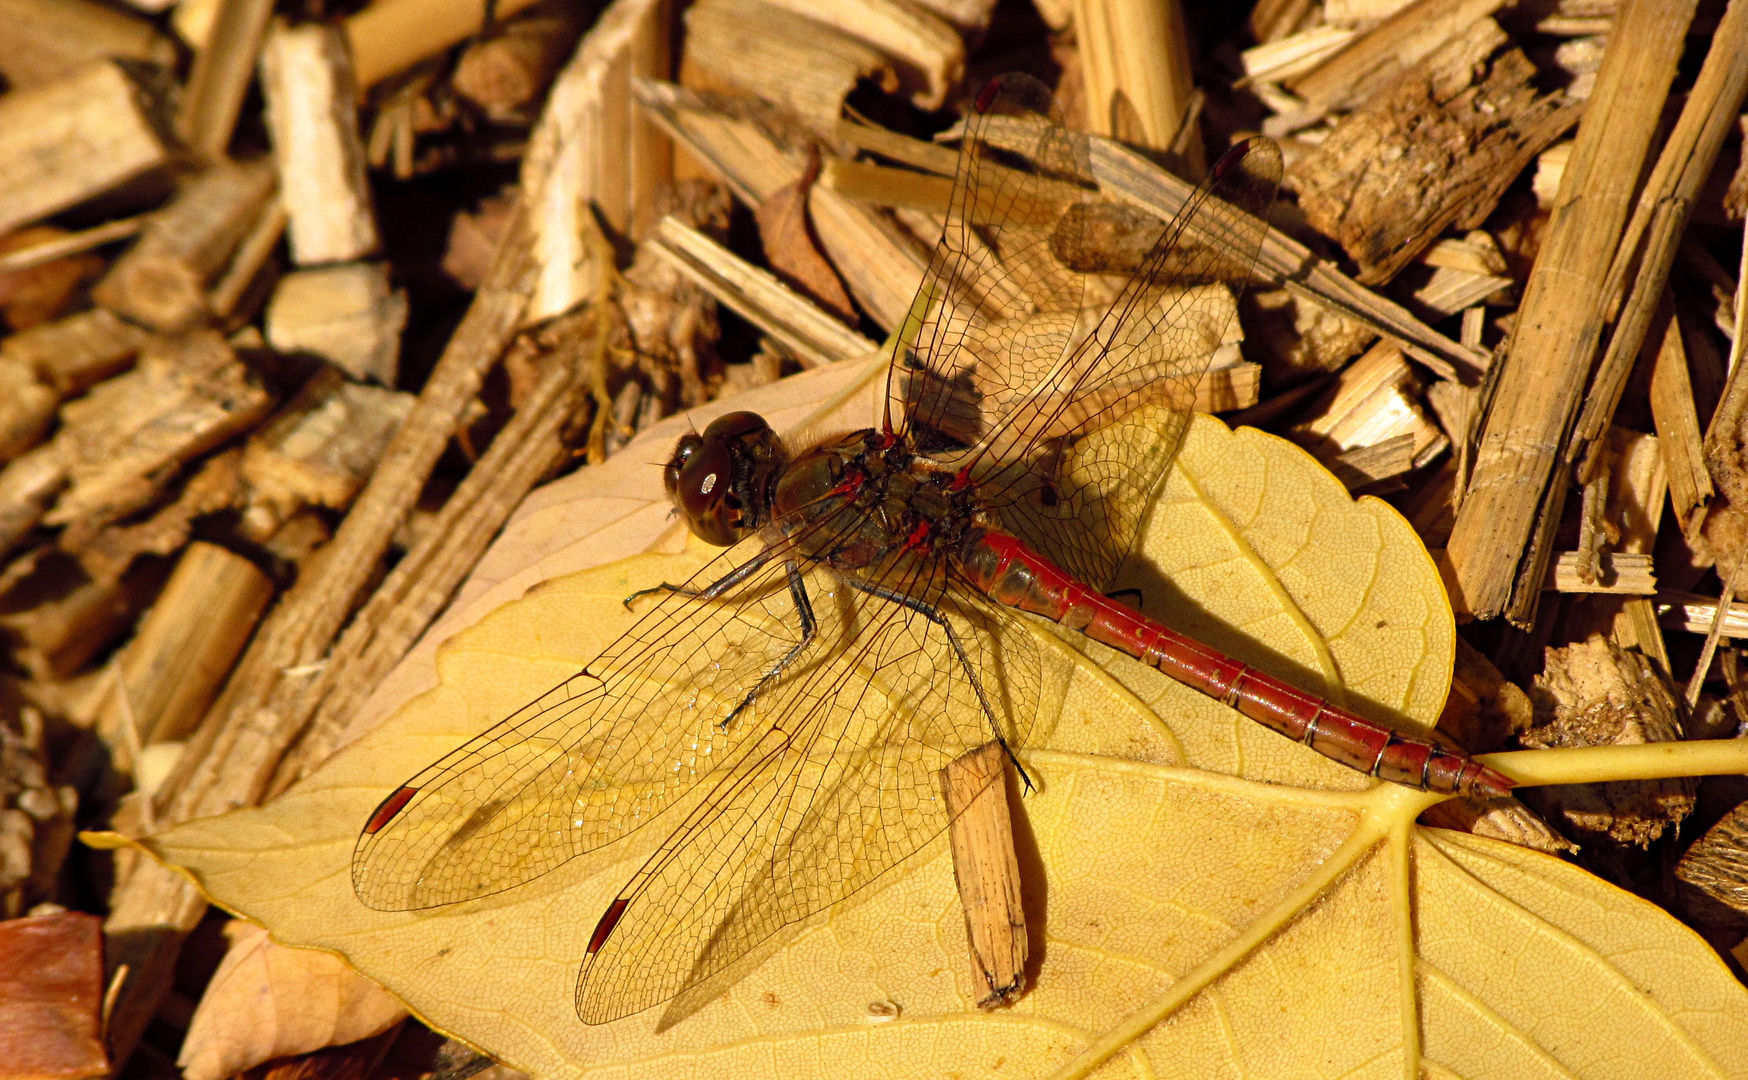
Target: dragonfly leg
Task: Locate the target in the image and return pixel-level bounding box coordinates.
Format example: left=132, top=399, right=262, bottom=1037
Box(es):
left=622, top=544, right=779, bottom=610
left=718, top=560, right=817, bottom=732
left=842, top=577, right=1033, bottom=791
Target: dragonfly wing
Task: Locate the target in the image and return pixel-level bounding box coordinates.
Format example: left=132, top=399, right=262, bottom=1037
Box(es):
left=351, top=539, right=825, bottom=911
left=892, top=72, right=1283, bottom=590
left=572, top=561, right=1040, bottom=1024
left=891, top=73, right=1091, bottom=460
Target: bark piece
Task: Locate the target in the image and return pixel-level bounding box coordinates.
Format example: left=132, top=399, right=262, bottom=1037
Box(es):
left=261, top=21, right=379, bottom=266
left=0, top=911, right=107, bottom=1080
left=93, top=160, right=279, bottom=333
left=453, top=0, right=587, bottom=121
left=1290, top=22, right=1580, bottom=284
left=265, top=264, right=407, bottom=385
left=0, top=708, right=79, bottom=917
left=241, top=367, right=416, bottom=539
left=1446, top=0, right=1698, bottom=623
left=0, top=60, right=173, bottom=238
left=683, top=0, right=896, bottom=132
left=1522, top=634, right=1695, bottom=846
left=938, top=742, right=1026, bottom=1009
left=44, top=330, right=274, bottom=533
left=0, top=0, right=176, bottom=89
left=1676, top=798, right=1748, bottom=927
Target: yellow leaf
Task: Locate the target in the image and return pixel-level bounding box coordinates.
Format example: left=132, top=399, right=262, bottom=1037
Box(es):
left=140, top=364, right=1748, bottom=1078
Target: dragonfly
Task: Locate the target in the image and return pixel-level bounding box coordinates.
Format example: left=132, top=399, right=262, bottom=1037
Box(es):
left=353, top=73, right=1515, bottom=1027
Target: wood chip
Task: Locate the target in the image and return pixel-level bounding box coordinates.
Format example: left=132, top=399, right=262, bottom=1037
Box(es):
left=44, top=330, right=273, bottom=534
left=92, top=160, right=279, bottom=333
left=93, top=541, right=272, bottom=760
left=682, top=0, right=895, bottom=131
left=261, top=21, right=379, bottom=265
left=240, top=367, right=416, bottom=538
left=1544, top=551, right=1657, bottom=594
left=759, top=0, right=962, bottom=111
left=649, top=215, right=876, bottom=367
left=0, top=60, right=174, bottom=238
left=264, top=264, right=407, bottom=385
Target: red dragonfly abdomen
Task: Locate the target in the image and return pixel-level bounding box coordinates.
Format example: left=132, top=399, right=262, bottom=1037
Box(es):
left=959, top=531, right=1513, bottom=799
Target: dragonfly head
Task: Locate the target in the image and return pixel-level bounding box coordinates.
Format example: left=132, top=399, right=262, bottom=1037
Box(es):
left=665, top=411, right=786, bottom=546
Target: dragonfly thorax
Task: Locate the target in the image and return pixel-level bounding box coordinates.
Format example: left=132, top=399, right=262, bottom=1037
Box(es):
left=664, top=411, right=787, bottom=546
left=771, top=428, right=982, bottom=572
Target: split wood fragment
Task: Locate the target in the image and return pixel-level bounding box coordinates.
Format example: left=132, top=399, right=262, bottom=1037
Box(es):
left=938, top=742, right=1027, bottom=1009
left=1568, top=0, right=1748, bottom=483
left=176, top=0, right=275, bottom=161
left=649, top=215, right=876, bottom=367
left=520, top=0, right=671, bottom=320
left=92, top=542, right=272, bottom=768
left=1445, top=0, right=1698, bottom=624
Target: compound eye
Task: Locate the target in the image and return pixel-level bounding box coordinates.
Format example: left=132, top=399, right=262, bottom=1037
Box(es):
left=664, top=433, right=704, bottom=503
left=674, top=438, right=739, bottom=545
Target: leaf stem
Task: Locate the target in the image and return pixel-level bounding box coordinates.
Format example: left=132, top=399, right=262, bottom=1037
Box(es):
left=1480, top=739, right=1748, bottom=788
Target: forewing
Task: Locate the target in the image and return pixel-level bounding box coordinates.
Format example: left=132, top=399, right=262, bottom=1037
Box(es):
left=889, top=73, right=1092, bottom=459
left=890, top=72, right=1283, bottom=589
left=351, top=538, right=822, bottom=911
left=573, top=557, right=1039, bottom=1024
